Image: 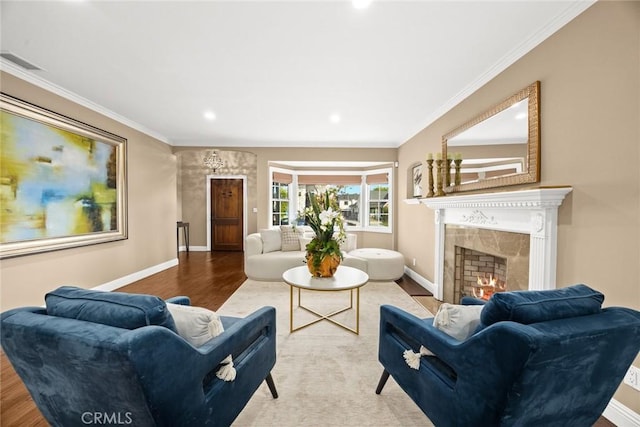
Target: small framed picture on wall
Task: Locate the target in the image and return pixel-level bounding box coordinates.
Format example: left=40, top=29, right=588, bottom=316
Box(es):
left=412, top=164, right=422, bottom=198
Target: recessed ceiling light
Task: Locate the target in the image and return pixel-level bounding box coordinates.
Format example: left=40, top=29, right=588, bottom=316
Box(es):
left=203, top=111, right=216, bottom=121
left=352, top=0, right=372, bottom=10
left=515, top=112, right=527, bottom=120
left=330, top=113, right=341, bottom=124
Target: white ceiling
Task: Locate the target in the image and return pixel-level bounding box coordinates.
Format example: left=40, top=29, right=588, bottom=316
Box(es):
left=0, top=1, right=594, bottom=148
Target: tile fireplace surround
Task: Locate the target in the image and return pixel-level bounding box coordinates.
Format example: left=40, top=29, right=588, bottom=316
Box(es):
left=415, top=187, right=572, bottom=301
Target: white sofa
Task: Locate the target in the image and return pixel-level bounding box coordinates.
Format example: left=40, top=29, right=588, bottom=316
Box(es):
left=244, top=227, right=366, bottom=281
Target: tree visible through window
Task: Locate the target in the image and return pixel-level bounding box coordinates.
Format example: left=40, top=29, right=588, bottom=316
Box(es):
left=368, top=183, right=389, bottom=227
left=297, top=185, right=361, bottom=228
left=272, top=182, right=289, bottom=225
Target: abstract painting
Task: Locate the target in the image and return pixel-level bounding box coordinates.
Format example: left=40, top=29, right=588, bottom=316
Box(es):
left=0, top=94, right=127, bottom=258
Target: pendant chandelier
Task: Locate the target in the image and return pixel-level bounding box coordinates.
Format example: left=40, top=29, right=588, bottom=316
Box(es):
left=204, top=151, right=225, bottom=173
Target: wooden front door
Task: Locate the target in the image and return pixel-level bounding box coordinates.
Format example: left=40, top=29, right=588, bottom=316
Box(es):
left=210, top=178, right=243, bottom=251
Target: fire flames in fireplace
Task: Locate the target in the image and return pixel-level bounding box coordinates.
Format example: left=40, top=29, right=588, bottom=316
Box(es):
left=453, top=246, right=512, bottom=304
left=471, top=274, right=506, bottom=301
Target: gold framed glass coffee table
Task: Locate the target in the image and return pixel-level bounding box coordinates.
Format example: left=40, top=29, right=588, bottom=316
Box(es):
left=282, top=265, right=369, bottom=334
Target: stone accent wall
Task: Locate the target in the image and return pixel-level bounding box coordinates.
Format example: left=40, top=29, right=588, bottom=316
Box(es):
left=176, top=149, right=258, bottom=247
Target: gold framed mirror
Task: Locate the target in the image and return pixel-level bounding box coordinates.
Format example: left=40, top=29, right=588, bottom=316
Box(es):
left=443, top=81, right=540, bottom=193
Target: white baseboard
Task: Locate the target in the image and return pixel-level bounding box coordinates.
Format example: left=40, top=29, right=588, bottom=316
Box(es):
left=603, top=398, right=640, bottom=427
left=92, top=258, right=179, bottom=292
left=403, top=266, right=437, bottom=296
left=179, top=246, right=208, bottom=252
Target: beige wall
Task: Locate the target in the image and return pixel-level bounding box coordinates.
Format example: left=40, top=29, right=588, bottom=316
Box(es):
left=1, top=0, right=637, bottom=412
left=174, top=146, right=398, bottom=250
left=0, top=72, right=178, bottom=311
left=398, top=1, right=640, bottom=411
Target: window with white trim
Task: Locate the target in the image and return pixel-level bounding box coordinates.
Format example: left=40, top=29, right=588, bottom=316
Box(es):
left=271, top=171, right=292, bottom=226
left=269, top=166, right=392, bottom=232
left=367, top=184, right=389, bottom=227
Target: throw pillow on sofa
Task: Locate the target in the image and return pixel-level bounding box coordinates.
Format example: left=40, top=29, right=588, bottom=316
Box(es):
left=299, top=235, right=313, bottom=251
left=280, top=225, right=300, bottom=251
left=259, top=229, right=281, bottom=253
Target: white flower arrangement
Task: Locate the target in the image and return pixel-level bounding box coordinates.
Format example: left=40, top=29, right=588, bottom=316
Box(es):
left=300, top=189, right=346, bottom=271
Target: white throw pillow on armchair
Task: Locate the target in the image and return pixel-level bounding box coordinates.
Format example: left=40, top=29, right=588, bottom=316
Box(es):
left=432, top=303, right=484, bottom=341
left=403, top=303, right=483, bottom=369
left=166, top=303, right=236, bottom=381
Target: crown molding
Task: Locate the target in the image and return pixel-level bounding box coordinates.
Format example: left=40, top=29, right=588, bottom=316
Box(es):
left=1, top=0, right=596, bottom=150
left=0, top=60, right=171, bottom=145
left=405, top=1, right=597, bottom=146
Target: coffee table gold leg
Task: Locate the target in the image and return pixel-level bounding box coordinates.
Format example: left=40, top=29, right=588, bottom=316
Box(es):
left=355, top=287, right=360, bottom=334
left=289, top=285, right=294, bottom=333
left=289, top=288, right=361, bottom=335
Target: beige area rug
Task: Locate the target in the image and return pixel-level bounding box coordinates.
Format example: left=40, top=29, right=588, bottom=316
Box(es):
left=217, top=279, right=435, bottom=427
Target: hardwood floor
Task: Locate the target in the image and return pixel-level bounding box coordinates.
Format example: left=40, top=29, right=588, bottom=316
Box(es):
left=0, top=251, right=617, bottom=426
left=0, top=251, right=246, bottom=426
left=116, top=251, right=247, bottom=311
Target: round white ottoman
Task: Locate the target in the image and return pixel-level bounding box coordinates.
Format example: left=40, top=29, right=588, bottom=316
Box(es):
left=348, top=248, right=405, bottom=281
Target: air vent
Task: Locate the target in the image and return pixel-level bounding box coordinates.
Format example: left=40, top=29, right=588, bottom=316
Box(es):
left=0, top=51, right=43, bottom=71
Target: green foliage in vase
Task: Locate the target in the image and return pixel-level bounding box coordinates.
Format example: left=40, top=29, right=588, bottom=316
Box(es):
left=301, top=189, right=346, bottom=269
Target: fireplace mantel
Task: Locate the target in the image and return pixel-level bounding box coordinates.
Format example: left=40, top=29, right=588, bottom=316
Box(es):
left=417, top=187, right=572, bottom=300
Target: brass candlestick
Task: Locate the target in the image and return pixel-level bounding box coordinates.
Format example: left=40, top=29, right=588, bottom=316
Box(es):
left=435, top=159, right=446, bottom=196
left=454, top=158, right=463, bottom=186
left=426, top=159, right=435, bottom=197
left=446, top=158, right=453, bottom=187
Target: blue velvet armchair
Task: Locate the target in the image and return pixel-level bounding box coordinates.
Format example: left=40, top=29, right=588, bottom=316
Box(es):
left=376, top=284, right=640, bottom=427
left=1, top=286, right=277, bottom=427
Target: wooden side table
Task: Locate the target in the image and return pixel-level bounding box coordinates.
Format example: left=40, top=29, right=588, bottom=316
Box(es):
left=176, top=221, right=190, bottom=255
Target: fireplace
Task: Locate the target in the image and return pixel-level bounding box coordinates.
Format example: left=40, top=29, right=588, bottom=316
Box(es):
left=419, top=188, right=572, bottom=301
left=445, top=226, right=529, bottom=304
left=460, top=249, right=507, bottom=296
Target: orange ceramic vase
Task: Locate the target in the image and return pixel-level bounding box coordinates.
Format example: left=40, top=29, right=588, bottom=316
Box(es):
left=306, top=252, right=341, bottom=277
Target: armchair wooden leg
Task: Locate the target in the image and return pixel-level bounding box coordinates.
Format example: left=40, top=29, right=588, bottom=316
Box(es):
left=375, top=370, right=390, bottom=394
left=265, top=373, right=278, bottom=399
